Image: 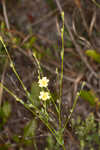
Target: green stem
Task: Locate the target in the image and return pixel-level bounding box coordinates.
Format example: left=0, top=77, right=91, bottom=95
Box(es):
left=0, top=37, right=34, bottom=104
left=47, top=88, right=59, bottom=114
left=0, top=37, right=11, bottom=61
left=0, top=82, right=22, bottom=102
left=59, top=12, right=64, bottom=128
left=33, top=53, right=43, bottom=78
left=63, top=92, right=80, bottom=130
left=62, top=144, right=66, bottom=150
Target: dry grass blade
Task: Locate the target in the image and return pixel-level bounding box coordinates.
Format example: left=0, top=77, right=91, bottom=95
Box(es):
left=72, top=10, right=91, bottom=48
left=2, top=0, right=10, bottom=30
left=89, top=10, right=96, bottom=36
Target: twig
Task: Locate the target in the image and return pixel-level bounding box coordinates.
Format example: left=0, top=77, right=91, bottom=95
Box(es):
left=89, top=10, right=96, bottom=36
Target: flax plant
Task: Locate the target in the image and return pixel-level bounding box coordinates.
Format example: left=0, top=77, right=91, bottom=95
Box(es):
left=0, top=12, right=82, bottom=150
left=0, top=36, right=66, bottom=149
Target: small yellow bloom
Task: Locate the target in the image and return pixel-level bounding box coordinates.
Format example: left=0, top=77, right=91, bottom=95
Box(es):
left=38, top=77, right=49, bottom=88
left=39, top=91, right=50, bottom=101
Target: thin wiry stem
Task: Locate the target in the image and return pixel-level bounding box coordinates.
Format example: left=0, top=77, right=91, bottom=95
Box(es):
left=59, top=12, right=64, bottom=128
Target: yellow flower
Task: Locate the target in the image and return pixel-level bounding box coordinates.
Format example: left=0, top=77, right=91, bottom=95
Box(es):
left=39, top=91, right=50, bottom=101
left=38, top=77, right=49, bottom=88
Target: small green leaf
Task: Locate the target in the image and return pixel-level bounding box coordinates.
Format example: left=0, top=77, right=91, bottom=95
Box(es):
left=12, top=37, right=21, bottom=45
left=13, top=135, right=20, bottom=143
left=55, top=129, right=64, bottom=146
left=29, top=37, right=37, bottom=47
left=85, top=50, right=100, bottom=63
left=0, top=101, right=11, bottom=128
left=2, top=101, right=11, bottom=118
left=1, top=22, right=5, bottom=31
left=23, top=36, right=36, bottom=49
left=46, top=134, right=54, bottom=149
left=24, top=119, right=37, bottom=138
left=30, top=82, right=40, bottom=107
left=80, top=90, right=98, bottom=106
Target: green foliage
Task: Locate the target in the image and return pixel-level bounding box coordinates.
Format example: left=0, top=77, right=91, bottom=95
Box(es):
left=0, top=43, right=6, bottom=72
left=85, top=49, right=100, bottom=63
left=13, top=120, right=37, bottom=147
left=46, top=134, right=55, bottom=149
left=55, top=129, right=64, bottom=146
left=45, top=134, right=60, bottom=150
left=1, top=22, right=5, bottom=31
left=23, top=36, right=36, bottom=49
left=0, top=40, right=6, bottom=54
left=30, top=82, right=41, bottom=107
left=23, top=119, right=37, bottom=138
left=13, top=135, right=21, bottom=143
left=0, top=144, right=10, bottom=150
left=72, top=113, right=100, bottom=149
left=23, top=119, right=37, bottom=147
left=0, top=13, right=79, bottom=150
left=2, top=101, right=11, bottom=118
left=80, top=90, right=97, bottom=106
left=80, top=90, right=100, bottom=106
left=0, top=101, right=11, bottom=128
left=11, top=36, right=21, bottom=46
